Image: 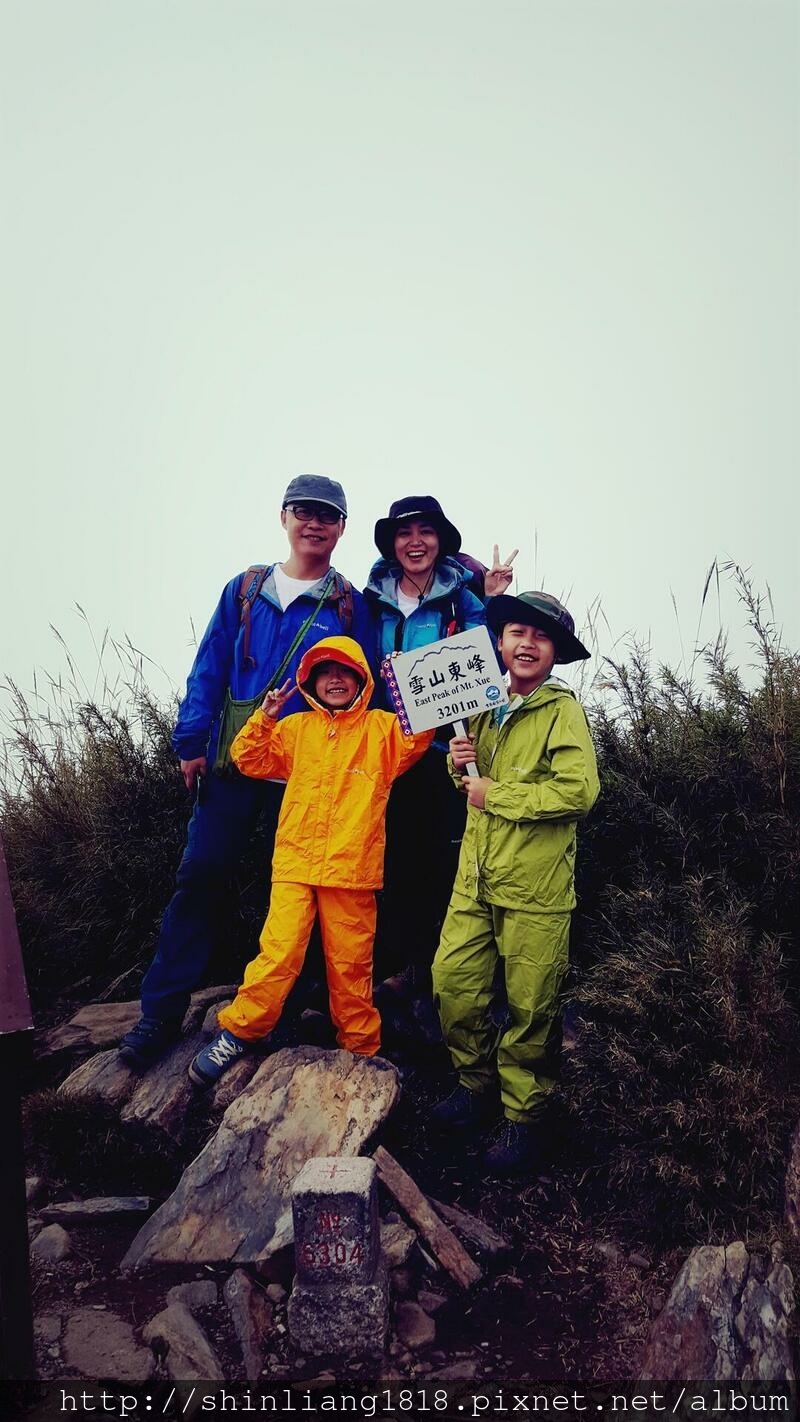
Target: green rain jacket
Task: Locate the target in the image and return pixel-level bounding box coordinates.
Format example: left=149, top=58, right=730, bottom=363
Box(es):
left=450, top=680, right=600, bottom=913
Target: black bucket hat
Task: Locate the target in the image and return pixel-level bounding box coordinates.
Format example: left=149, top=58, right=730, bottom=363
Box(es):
left=486, top=591, right=591, bottom=664
left=374, top=496, right=462, bottom=561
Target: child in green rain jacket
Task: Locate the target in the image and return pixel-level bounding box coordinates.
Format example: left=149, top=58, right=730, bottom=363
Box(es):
left=431, top=591, right=599, bottom=1175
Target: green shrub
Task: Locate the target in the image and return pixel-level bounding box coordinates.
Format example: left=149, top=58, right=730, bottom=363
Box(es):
left=565, top=568, right=800, bottom=1241
left=0, top=637, right=272, bottom=1007
left=23, top=1090, right=185, bottom=1197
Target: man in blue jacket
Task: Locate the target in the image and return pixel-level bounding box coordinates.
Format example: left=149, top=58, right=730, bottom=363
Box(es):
left=119, top=475, right=375, bottom=1070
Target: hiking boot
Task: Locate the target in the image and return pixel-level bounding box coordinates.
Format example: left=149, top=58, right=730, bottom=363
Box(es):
left=484, top=1118, right=547, bottom=1176
left=188, top=1029, right=250, bottom=1087
left=118, top=1017, right=182, bottom=1071
left=429, top=1084, right=499, bottom=1133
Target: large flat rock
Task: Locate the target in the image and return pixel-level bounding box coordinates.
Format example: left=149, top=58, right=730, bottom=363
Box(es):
left=59, top=1049, right=140, bottom=1108
left=120, top=1047, right=400, bottom=1270
left=63, top=1309, right=149, bottom=1381
left=40, top=985, right=238, bottom=1058
left=120, top=1035, right=204, bottom=1139
left=41, top=1002, right=141, bottom=1056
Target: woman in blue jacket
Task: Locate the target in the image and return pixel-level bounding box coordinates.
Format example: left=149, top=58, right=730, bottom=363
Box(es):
left=364, top=495, right=514, bottom=1008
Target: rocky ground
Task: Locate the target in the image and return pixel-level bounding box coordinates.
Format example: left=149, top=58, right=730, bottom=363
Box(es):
left=19, top=986, right=799, bottom=1386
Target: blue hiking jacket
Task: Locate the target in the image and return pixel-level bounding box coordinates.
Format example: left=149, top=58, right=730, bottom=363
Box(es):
left=173, top=565, right=376, bottom=766
left=364, top=556, right=487, bottom=723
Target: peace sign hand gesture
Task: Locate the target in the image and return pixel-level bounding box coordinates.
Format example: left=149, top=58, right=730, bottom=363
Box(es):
left=484, top=544, right=519, bottom=597
left=261, top=679, right=296, bottom=719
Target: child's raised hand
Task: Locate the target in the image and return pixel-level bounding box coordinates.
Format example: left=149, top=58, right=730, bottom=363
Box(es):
left=261, top=679, right=296, bottom=719
left=449, top=733, right=477, bottom=769
left=484, top=544, right=519, bottom=597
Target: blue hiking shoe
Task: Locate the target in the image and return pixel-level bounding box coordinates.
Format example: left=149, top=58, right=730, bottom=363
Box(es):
left=118, top=1016, right=182, bottom=1071
left=188, top=1029, right=250, bottom=1087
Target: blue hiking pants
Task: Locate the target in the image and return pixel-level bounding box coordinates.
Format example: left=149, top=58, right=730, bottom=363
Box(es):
left=140, top=771, right=284, bottom=1023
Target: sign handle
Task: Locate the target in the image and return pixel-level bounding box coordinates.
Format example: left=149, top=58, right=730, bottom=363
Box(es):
left=461, top=719, right=479, bottom=777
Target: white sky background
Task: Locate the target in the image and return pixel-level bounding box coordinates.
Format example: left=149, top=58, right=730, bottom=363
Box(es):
left=1, top=0, right=797, bottom=721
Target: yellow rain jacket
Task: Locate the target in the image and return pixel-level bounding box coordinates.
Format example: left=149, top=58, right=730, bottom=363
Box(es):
left=229, top=636, right=434, bottom=888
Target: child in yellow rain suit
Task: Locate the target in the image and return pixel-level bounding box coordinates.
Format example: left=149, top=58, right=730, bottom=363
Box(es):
left=431, top=592, right=599, bottom=1175
left=188, top=636, right=433, bottom=1085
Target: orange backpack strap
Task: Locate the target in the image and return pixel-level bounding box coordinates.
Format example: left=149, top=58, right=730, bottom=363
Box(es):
left=237, top=565, right=270, bottom=669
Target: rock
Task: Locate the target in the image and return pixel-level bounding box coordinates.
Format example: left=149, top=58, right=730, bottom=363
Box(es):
left=299, top=1009, right=337, bottom=1047
left=25, top=1176, right=44, bottom=1205
left=210, top=1054, right=263, bottom=1112
left=265, top=1284, right=286, bottom=1304
left=288, top=1266, right=389, bottom=1358
left=253, top=1247, right=295, bottom=1287
left=121, top=1048, right=400, bottom=1269
left=390, top=1268, right=415, bottom=1299
left=381, top=1220, right=417, bottom=1268
left=594, top=1239, right=623, bottom=1262
left=166, top=1281, right=218, bottom=1311
left=40, top=1197, right=151, bottom=1225
left=786, top=1123, right=800, bottom=1239
left=640, top=1242, right=795, bottom=1381
left=628, top=1251, right=652, bottom=1270
left=28, top=1216, right=43, bottom=1238
left=62, top=1309, right=149, bottom=1380
left=182, top=985, right=240, bottom=1033
left=33, top=1315, right=62, bottom=1344
left=143, top=1303, right=223, bottom=1379
left=59, top=1050, right=140, bottom=1108
left=120, top=1035, right=204, bottom=1139
left=30, top=1225, right=71, bottom=1263
left=395, top=1301, right=435, bottom=1350
left=430, top=1360, right=478, bottom=1380
left=201, top=1000, right=232, bottom=1034
left=417, top=1290, right=448, bottom=1315
left=224, top=1269, right=274, bottom=1378
left=40, top=1002, right=141, bottom=1056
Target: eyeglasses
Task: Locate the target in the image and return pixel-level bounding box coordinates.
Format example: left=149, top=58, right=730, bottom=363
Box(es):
left=284, top=503, right=342, bottom=526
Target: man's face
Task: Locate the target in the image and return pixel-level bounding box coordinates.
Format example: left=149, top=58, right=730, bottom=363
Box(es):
left=281, top=502, right=344, bottom=561
left=311, top=660, right=362, bottom=708
left=497, top=621, right=557, bottom=694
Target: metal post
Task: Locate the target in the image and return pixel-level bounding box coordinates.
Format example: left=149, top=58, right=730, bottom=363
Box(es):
left=0, top=832, right=35, bottom=1381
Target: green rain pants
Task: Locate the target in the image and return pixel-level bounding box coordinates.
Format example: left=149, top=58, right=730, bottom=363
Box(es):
left=432, top=890, right=571, bottom=1122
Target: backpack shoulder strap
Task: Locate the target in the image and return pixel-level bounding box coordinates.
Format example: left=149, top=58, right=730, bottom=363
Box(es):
left=331, top=573, right=353, bottom=635
left=237, top=565, right=270, bottom=669
left=444, top=593, right=461, bottom=638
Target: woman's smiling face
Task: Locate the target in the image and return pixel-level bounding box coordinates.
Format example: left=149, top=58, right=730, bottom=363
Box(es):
left=393, top=519, right=440, bottom=581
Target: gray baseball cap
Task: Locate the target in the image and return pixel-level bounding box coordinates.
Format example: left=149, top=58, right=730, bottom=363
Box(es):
left=282, top=474, right=347, bottom=519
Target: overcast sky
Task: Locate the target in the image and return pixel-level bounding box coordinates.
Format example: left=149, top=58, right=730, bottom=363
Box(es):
left=2, top=0, right=797, bottom=725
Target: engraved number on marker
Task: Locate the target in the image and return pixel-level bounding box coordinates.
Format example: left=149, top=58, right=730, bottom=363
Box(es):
left=301, top=1237, right=363, bottom=1267
left=438, top=698, right=479, bottom=719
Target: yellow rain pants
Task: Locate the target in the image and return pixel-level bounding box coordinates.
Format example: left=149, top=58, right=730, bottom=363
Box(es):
left=432, top=890, right=570, bottom=1121
left=218, top=882, right=380, bottom=1056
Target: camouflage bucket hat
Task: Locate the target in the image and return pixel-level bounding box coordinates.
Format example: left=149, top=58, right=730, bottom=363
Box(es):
left=486, top=591, right=590, bottom=664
